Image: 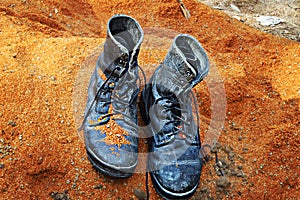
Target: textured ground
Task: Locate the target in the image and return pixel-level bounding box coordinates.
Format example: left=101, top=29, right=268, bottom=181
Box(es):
left=199, top=0, right=300, bottom=42
left=0, top=0, right=299, bottom=199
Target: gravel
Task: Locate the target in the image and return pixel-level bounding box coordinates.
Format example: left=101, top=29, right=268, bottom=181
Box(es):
left=134, top=188, right=147, bottom=200
left=50, top=190, right=69, bottom=200
left=216, top=177, right=231, bottom=188
left=194, top=142, right=247, bottom=199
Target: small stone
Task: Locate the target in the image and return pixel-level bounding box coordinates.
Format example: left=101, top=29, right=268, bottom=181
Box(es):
left=7, top=120, right=16, bottom=127
left=256, top=16, right=283, bottom=26
left=238, top=155, right=245, bottom=162
left=94, top=184, right=103, bottom=189
left=242, top=148, right=249, bottom=153
left=238, top=135, right=243, bottom=141
left=219, top=159, right=229, bottom=169
left=134, top=188, right=147, bottom=200
left=50, top=191, right=69, bottom=200
left=230, top=169, right=238, bottom=176
left=216, top=177, right=230, bottom=188
left=237, top=170, right=245, bottom=178
left=228, top=151, right=235, bottom=160
left=223, top=145, right=232, bottom=153
left=0, top=163, right=4, bottom=169
left=200, top=187, right=208, bottom=193
left=230, top=4, right=241, bottom=13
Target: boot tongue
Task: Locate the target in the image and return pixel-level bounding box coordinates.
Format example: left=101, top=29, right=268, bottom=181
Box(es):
left=177, top=61, right=197, bottom=83
left=155, top=65, right=192, bottom=98
left=177, top=45, right=198, bottom=83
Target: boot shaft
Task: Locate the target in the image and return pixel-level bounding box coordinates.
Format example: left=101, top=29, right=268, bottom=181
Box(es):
left=98, top=14, right=144, bottom=77
left=162, top=34, right=210, bottom=91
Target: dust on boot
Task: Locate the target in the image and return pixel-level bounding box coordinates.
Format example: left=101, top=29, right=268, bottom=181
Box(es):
left=140, top=34, right=210, bottom=199
left=81, top=14, right=144, bottom=178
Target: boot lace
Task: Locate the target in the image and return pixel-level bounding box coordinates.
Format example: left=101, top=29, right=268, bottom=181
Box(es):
left=145, top=90, right=224, bottom=199
left=152, top=88, right=199, bottom=145
left=78, top=56, right=146, bottom=131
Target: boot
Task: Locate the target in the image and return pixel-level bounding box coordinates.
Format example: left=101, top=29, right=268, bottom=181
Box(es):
left=140, top=34, right=209, bottom=199
left=81, top=14, right=143, bottom=178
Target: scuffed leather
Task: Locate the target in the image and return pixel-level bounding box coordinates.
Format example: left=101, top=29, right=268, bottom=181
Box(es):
left=141, top=34, right=210, bottom=198
left=83, top=14, right=144, bottom=176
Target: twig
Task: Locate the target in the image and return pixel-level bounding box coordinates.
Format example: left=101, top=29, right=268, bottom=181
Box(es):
left=177, top=0, right=191, bottom=19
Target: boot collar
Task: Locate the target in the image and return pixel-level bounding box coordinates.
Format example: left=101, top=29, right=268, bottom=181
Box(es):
left=99, top=14, right=144, bottom=78
left=163, top=34, right=210, bottom=88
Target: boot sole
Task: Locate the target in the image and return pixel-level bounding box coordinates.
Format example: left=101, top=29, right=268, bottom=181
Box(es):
left=86, top=149, right=134, bottom=178
left=140, top=88, right=199, bottom=199
left=150, top=171, right=199, bottom=200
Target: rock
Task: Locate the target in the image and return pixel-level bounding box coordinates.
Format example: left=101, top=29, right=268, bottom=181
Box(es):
left=93, top=184, right=103, bottom=189
left=134, top=188, right=147, bottom=200
left=237, top=170, right=245, bottom=178
left=7, top=121, right=16, bottom=127
left=219, top=159, right=229, bottom=169
left=238, top=135, right=243, bottom=141
left=223, top=145, right=232, bottom=153
left=230, top=4, right=241, bottom=13
left=228, top=151, right=236, bottom=161
left=50, top=191, right=69, bottom=200
left=229, top=169, right=238, bottom=176
left=216, top=177, right=231, bottom=188
left=200, top=187, right=208, bottom=193
left=256, top=16, right=283, bottom=26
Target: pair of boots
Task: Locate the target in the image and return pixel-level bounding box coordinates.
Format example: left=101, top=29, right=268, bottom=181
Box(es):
left=81, top=14, right=210, bottom=199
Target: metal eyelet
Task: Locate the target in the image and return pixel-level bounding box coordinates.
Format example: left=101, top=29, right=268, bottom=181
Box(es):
left=186, top=70, right=191, bottom=77
left=118, top=53, right=128, bottom=67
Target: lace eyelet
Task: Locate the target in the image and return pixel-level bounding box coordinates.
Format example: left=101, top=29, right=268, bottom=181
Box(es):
left=186, top=70, right=191, bottom=77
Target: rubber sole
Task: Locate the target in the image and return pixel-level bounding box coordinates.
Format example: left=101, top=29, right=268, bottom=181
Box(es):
left=140, top=88, right=199, bottom=199
left=86, top=150, right=134, bottom=178
left=150, top=171, right=198, bottom=200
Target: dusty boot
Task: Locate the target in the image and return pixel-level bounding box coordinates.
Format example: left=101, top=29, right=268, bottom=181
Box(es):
left=81, top=14, right=143, bottom=178
left=140, top=34, right=209, bottom=199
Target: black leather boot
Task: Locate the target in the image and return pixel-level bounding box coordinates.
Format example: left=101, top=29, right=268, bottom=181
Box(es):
left=140, top=34, right=210, bottom=199
left=81, top=14, right=143, bottom=178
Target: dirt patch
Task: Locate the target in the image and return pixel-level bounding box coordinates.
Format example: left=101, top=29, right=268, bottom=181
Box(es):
left=0, top=0, right=299, bottom=199
left=199, top=0, right=300, bottom=41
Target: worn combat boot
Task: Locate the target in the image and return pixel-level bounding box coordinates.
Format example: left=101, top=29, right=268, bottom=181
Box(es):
left=81, top=14, right=143, bottom=178
left=140, top=34, right=210, bottom=199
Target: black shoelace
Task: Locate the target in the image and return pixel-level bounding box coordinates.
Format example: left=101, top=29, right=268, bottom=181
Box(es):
left=78, top=60, right=146, bottom=132
left=144, top=90, right=224, bottom=200
left=78, top=66, right=121, bottom=131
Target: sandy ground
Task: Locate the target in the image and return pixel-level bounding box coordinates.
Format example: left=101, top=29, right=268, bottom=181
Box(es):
left=0, top=0, right=299, bottom=199
left=199, top=0, right=300, bottom=41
